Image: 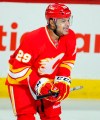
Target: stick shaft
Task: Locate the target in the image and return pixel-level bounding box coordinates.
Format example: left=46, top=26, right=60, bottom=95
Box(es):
left=37, top=86, right=83, bottom=100
left=70, top=86, right=83, bottom=92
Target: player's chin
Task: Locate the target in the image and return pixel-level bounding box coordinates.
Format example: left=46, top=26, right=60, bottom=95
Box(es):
left=63, top=30, right=69, bottom=35
left=63, top=31, right=68, bottom=35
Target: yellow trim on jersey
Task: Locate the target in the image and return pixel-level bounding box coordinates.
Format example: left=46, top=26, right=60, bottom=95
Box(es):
left=7, top=76, right=20, bottom=85
left=7, top=68, right=32, bottom=84
left=62, top=60, right=75, bottom=64
left=8, top=64, right=32, bottom=84
left=60, top=60, right=75, bottom=70
left=60, top=64, right=72, bottom=71
left=9, top=64, right=31, bottom=73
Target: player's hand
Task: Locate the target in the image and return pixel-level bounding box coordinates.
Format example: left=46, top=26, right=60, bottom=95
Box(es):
left=34, top=78, right=59, bottom=102
left=52, top=76, right=71, bottom=102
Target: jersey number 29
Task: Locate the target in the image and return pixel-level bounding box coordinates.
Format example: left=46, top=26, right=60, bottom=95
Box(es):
left=16, top=50, right=31, bottom=63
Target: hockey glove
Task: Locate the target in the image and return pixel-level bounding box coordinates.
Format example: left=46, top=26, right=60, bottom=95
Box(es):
left=52, top=76, right=71, bottom=102
left=34, top=78, right=59, bottom=102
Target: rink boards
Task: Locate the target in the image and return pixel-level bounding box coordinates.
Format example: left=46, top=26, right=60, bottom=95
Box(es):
left=1, top=78, right=100, bottom=99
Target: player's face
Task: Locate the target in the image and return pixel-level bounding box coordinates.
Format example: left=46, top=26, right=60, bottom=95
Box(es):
left=56, top=18, right=70, bottom=36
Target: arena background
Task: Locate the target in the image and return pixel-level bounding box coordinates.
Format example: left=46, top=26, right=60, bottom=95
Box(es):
left=0, top=0, right=100, bottom=100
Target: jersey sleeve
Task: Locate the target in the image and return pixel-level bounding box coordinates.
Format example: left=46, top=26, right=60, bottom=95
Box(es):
left=57, top=30, right=77, bottom=77
left=6, top=32, right=40, bottom=86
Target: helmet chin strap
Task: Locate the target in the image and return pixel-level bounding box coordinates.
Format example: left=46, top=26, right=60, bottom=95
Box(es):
left=53, top=29, right=60, bottom=37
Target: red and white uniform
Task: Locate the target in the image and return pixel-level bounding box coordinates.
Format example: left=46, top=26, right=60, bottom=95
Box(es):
left=6, top=26, right=76, bottom=120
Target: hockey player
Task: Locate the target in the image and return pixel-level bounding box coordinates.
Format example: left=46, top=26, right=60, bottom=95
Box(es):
left=6, top=3, right=76, bottom=120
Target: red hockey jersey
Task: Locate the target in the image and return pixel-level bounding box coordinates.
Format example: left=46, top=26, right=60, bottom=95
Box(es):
left=6, top=26, right=76, bottom=87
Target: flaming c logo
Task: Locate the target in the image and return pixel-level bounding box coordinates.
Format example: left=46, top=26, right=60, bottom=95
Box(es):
left=38, top=53, right=64, bottom=75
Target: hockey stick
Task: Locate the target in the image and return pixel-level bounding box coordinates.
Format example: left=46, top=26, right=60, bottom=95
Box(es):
left=36, top=86, right=83, bottom=100
left=70, top=85, right=83, bottom=92
left=27, top=76, right=83, bottom=100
